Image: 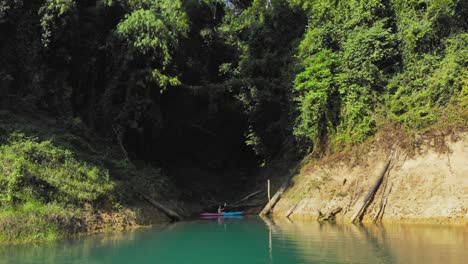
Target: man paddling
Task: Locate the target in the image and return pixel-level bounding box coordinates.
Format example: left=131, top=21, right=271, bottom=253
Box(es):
left=217, top=202, right=227, bottom=214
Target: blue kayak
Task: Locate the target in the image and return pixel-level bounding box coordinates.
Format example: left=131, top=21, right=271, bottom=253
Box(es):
left=223, top=211, right=244, bottom=216
left=200, top=211, right=244, bottom=217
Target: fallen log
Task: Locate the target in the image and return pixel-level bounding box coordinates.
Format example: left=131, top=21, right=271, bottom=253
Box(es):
left=373, top=165, right=390, bottom=222
left=318, top=207, right=343, bottom=221
left=374, top=184, right=392, bottom=222
left=350, top=154, right=393, bottom=223
left=203, top=190, right=262, bottom=208
left=345, top=178, right=361, bottom=214
left=230, top=202, right=264, bottom=208
left=231, top=190, right=262, bottom=206
left=141, top=194, right=182, bottom=222
left=259, top=170, right=296, bottom=216
left=285, top=203, right=298, bottom=218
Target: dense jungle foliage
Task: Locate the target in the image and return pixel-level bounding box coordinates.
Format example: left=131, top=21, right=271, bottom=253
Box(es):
left=0, top=0, right=466, bottom=242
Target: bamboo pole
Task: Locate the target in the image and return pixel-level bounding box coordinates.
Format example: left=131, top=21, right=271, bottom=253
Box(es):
left=267, top=179, right=271, bottom=202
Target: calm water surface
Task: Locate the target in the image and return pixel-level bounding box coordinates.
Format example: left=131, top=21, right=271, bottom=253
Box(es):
left=0, top=217, right=466, bottom=264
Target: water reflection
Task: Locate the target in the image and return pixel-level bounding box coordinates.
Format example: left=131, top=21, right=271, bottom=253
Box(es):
left=0, top=225, right=168, bottom=264
left=0, top=217, right=466, bottom=264
left=264, top=217, right=466, bottom=264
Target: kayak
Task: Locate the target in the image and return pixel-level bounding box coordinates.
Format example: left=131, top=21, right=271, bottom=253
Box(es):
left=200, top=211, right=244, bottom=217
left=200, top=215, right=244, bottom=219
left=224, top=211, right=244, bottom=216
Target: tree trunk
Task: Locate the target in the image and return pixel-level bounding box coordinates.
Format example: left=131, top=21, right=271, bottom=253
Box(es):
left=259, top=174, right=294, bottom=216
left=142, top=194, right=182, bottom=222
left=112, top=125, right=129, bottom=162
left=350, top=154, right=393, bottom=223
left=374, top=184, right=392, bottom=222
left=232, top=190, right=262, bottom=206
left=285, top=204, right=298, bottom=218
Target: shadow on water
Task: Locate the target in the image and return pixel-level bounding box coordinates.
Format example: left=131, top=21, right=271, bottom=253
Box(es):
left=0, top=217, right=466, bottom=264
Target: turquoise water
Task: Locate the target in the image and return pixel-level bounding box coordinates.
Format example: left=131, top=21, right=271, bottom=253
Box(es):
left=0, top=217, right=466, bottom=264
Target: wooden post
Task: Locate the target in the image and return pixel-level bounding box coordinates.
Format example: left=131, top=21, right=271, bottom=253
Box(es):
left=259, top=166, right=299, bottom=216
left=260, top=177, right=292, bottom=216
left=267, top=179, right=271, bottom=202
left=268, top=226, right=272, bottom=262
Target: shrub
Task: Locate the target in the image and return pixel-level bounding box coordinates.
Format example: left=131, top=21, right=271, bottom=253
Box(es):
left=0, top=133, right=113, bottom=206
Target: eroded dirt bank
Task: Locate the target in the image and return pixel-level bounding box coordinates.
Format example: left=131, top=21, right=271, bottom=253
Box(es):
left=271, top=132, right=468, bottom=224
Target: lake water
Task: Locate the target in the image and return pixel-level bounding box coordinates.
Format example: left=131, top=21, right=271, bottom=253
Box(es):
left=0, top=217, right=466, bottom=264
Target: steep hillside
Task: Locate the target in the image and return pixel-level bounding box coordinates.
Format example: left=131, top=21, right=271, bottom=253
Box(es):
left=272, top=130, right=468, bottom=224
left=0, top=111, right=174, bottom=244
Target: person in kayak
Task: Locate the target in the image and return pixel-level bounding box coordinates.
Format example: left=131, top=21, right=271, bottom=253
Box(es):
left=217, top=202, right=227, bottom=214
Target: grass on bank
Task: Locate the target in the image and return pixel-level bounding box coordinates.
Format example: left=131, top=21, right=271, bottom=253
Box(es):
left=0, top=131, right=112, bottom=244
left=0, top=113, right=171, bottom=244
left=0, top=201, right=76, bottom=244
